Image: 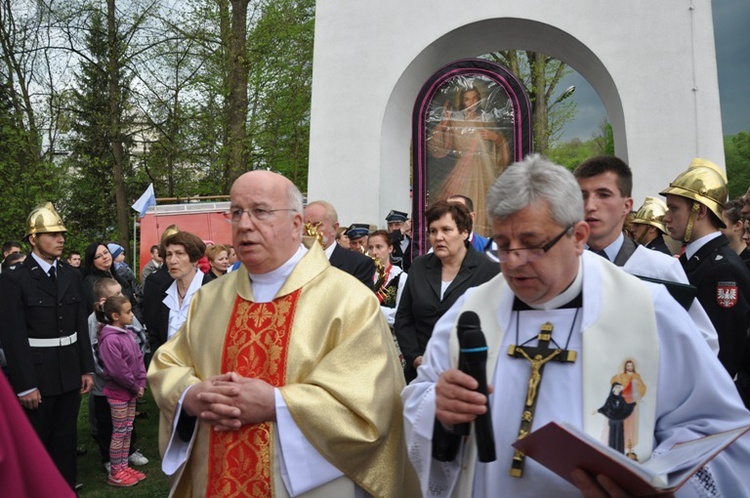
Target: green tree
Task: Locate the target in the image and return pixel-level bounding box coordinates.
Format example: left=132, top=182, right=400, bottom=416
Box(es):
left=487, top=51, right=576, bottom=156
left=60, top=8, right=132, bottom=246
left=0, top=2, right=61, bottom=245
left=548, top=120, right=614, bottom=170
left=145, top=0, right=314, bottom=193
left=246, top=0, right=314, bottom=187
left=725, top=131, right=750, bottom=200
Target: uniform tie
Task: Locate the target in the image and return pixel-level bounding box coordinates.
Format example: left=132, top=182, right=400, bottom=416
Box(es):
left=48, top=265, right=57, bottom=283
left=588, top=247, right=609, bottom=261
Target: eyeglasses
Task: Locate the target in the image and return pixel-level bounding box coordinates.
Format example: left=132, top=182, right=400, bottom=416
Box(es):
left=93, top=249, right=110, bottom=260
left=496, top=225, right=574, bottom=263
left=223, top=207, right=297, bottom=224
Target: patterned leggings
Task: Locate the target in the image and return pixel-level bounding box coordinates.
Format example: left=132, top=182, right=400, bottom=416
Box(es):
left=107, top=397, right=136, bottom=474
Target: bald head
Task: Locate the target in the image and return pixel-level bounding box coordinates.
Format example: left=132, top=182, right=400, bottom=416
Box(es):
left=303, top=201, right=339, bottom=248
left=230, top=170, right=304, bottom=274
left=231, top=170, right=304, bottom=213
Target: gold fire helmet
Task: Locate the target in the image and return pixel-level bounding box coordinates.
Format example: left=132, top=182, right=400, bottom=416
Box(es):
left=160, top=224, right=180, bottom=243
left=632, top=197, right=668, bottom=233
left=659, top=158, right=728, bottom=228
left=24, top=202, right=67, bottom=240
left=688, top=157, right=727, bottom=182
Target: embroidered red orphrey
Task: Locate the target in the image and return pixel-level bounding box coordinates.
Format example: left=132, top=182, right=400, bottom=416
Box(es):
left=206, top=291, right=300, bottom=497
left=716, top=282, right=739, bottom=308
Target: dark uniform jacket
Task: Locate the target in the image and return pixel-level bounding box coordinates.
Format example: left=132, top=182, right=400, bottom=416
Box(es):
left=680, top=233, right=750, bottom=378
left=740, top=247, right=750, bottom=273
left=394, top=245, right=500, bottom=382
left=390, top=230, right=412, bottom=271
left=329, top=243, right=376, bottom=291
left=645, top=235, right=672, bottom=255
left=142, top=265, right=172, bottom=351
left=0, top=256, right=94, bottom=396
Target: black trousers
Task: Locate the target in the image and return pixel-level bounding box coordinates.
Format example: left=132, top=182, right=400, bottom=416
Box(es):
left=91, top=394, right=138, bottom=463
left=25, top=389, right=80, bottom=489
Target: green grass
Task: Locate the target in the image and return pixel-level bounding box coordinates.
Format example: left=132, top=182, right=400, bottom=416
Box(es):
left=76, top=391, right=171, bottom=497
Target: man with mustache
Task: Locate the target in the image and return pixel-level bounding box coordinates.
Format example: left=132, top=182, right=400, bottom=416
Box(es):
left=403, top=155, right=750, bottom=497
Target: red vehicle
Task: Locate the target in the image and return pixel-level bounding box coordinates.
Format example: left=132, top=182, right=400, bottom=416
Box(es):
left=137, top=201, right=232, bottom=275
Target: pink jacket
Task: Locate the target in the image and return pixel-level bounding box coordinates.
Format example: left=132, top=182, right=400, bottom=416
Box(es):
left=98, top=325, right=146, bottom=401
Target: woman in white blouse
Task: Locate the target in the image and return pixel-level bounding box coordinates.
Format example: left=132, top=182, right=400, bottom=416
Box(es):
left=149, top=232, right=206, bottom=351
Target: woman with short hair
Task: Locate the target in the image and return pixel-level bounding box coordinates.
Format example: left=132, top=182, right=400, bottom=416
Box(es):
left=394, top=201, right=499, bottom=382
left=203, top=244, right=229, bottom=284
left=148, top=232, right=206, bottom=352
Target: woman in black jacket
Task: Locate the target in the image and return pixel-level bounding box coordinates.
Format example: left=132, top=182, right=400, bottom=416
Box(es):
left=395, top=201, right=499, bottom=382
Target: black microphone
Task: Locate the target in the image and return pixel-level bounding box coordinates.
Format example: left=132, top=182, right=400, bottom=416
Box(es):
left=430, top=311, right=479, bottom=461
left=458, top=311, right=496, bottom=463
left=452, top=312, right=475, bottom=437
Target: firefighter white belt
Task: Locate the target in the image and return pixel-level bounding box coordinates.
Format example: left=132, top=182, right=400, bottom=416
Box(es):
left=28, top=332, right=78, bottom=347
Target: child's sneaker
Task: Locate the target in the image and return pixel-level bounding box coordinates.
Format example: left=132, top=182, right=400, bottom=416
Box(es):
left=108, top=469, right=139, bottom=487
left=129, top=450, right=149, bottom=466
left=125, top=467, right=147, bottom=482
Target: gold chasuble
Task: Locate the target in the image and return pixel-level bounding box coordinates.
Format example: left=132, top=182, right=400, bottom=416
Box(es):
left=207, top=293, right=300, bottom=496
left=148, top=240, right=419, bottom=498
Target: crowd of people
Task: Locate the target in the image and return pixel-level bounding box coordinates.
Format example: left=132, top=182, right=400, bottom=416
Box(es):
left=1, top=154, right=749, bottom=497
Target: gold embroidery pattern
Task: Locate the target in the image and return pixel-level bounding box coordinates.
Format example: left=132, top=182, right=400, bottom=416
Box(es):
left=206, top=291, right=300, bottom=497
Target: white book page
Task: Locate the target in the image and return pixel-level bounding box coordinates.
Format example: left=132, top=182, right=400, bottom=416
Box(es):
left=562, top=423, right=750, bottom=488
left=642, top=425, right=750, bottom=486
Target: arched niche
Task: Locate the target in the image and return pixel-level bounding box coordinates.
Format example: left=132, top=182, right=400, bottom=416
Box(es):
left=380, top=18, right=625, bottom=234
left=309, top=1, right=723, bottom=227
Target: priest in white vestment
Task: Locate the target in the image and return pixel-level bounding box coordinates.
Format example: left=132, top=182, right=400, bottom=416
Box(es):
left=402, top=155, right=750, bottom=498
left=149, top=171, right=419, bottom=497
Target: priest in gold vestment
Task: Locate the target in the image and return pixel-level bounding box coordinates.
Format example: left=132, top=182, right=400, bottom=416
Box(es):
left=148, top=171, right=418, bottom=497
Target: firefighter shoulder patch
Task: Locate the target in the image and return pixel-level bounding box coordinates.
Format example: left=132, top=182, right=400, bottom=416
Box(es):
left=716, top=282, right=739, bottom=308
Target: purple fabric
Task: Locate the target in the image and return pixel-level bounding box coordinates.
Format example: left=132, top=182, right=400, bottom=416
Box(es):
left=98, top=325, right=146, bottom=401
left=0, top=373, right=74, bottom=496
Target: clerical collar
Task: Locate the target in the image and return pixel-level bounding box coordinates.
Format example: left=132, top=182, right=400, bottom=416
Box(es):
left=685, top=231, right=721, bottom=260
left=512, top=258, right=583, bottom=311
left=248, top=244, right=308, bottom=303
left=586, top=232, right=623, bottom=262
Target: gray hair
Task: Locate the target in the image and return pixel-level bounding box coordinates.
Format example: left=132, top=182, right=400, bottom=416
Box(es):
left=304, top=200, right=338, bottom=224
left=286, top=182, right=304, bottom=214
left=486, top=154, right=584, bottom=227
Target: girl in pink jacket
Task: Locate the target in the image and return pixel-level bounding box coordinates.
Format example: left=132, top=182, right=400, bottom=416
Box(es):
left=96, top=295, right=147, bottom=487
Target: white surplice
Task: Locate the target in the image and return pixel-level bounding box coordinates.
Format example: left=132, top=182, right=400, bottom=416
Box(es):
left=403, top=251, right=750, bottom=498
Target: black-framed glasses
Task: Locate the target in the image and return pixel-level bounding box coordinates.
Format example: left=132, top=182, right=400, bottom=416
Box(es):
left=93, top=249, right=110, bottom=260
left=223, top=207, right=297, bottom=224
left=496, top=225, right=574, bottom=263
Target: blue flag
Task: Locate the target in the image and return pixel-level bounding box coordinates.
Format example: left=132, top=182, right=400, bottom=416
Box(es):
left=131, top=183, right=156, bottom=218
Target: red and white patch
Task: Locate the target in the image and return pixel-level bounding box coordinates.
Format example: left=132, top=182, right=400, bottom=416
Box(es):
left=716, top=282, right=739, bottom=308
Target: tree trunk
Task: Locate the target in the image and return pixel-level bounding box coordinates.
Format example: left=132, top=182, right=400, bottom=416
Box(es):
left=226, top=0, right=250, bottom=184
left=108, top=0, right=129, bottom=249
left=528, top=51, right=549, bottom=156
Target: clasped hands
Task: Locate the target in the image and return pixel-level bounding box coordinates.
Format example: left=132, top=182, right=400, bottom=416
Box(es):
left=183, top=372, right=276, bottom=432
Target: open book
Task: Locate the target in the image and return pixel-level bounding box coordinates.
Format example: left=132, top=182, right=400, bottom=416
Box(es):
left=512, top=421, right=750, bottom=496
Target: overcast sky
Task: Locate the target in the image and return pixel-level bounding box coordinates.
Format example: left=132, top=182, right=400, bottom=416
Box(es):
left=559, top=0, right=749, bottom=141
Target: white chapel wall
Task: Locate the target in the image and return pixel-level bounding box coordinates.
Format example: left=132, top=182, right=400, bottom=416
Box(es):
left=308, top=0, right=723, bottom=226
